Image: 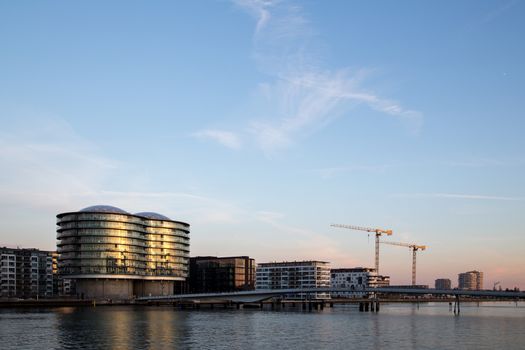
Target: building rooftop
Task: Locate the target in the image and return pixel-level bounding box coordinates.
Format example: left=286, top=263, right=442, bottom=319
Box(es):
left=79, top=205, right=129, bottom=215
left=134, top=212, right=171, bottom=221
left=258, top=260, right=329, bottom=266
left=331, top=267, right=377, bottom=273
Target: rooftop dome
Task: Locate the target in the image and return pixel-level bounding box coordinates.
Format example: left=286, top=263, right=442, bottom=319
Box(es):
left=134, top=212, right=171, bottom=221
left=80, top=205, right=129, bottom=214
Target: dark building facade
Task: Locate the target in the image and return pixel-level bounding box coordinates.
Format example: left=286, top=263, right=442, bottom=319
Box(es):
left=435, top=278, right=452, bottom=290
left=189, top=256, right=255, bottom=293
left=57, top=205, right=190, bottom=299
left=1, top=247, right=54, bottom=298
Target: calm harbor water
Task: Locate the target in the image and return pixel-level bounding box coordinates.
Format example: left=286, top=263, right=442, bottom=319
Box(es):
left=1, top=302, right=524, bottom=349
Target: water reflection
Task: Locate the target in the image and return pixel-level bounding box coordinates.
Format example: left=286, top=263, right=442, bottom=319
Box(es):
left=1, top=303, right=524, bottom=350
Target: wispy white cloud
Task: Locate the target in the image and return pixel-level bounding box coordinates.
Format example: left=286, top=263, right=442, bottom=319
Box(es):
left=232, top=0, right=277, bottom=34
left=224, top=0, right=423, bottom=154
left=442, top=157, right=525, bottom=168
left=314, top=164, right=390, bottom=179
left=191, top=129, right=242, bottom=150
left=394, top=193, right=525, bottom=201
left=254, top=210, right=358, bottom=265
left=0, top=119, right=118, bottom=208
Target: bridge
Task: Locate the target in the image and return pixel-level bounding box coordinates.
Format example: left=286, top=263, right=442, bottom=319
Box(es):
left=137, top=287, right=525, bottom=303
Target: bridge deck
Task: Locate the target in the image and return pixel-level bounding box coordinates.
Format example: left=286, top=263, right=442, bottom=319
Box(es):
left=137, top=287, right=525, bottom=302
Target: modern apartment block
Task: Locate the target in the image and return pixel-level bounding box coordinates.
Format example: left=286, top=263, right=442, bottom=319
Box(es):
left=189, top=256, right=255, bottom=293
left=330, top=267, right=390, bottom=298
left=435, top=278, right=452, bottom=290
left=255, top=261, right=331, bottom=299
left=57, top=205, right=190, bottom=300
left=1, top=247, right=54, bottom=298
left=458, top=270, right=484, bottom=290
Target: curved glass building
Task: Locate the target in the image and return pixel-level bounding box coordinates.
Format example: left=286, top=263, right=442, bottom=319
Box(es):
left=56, top=205, right=190, bottom=299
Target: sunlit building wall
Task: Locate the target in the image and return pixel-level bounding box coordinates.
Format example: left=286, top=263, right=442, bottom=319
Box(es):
left=458, top=271, right=483, bottom=290
left=330, top=267, right=390, bottom=298
left=56, top=205, right=190, bottom=299
left=255, top=261, right=331, bottom=299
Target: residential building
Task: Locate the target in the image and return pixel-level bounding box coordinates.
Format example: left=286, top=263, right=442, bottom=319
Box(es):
left=57, top=205, right=190, bottom=300
left=0, top=249, right=16, bottom=297
left=189, top=256, right=255, bottom=293
left=255, top=261, right=330, bottom=299
left=435, top=278, right=452, bottom=290
left=458, top=271, right=483, bottom=290
left=330, top=267, right=390, bottom=298
left=1, top=247, right=54, bottom=299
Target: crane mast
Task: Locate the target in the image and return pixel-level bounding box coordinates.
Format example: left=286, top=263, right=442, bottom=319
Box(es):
left=330, top=224, right=393, bottom=273
left=380, top=241, right=427, bottom=285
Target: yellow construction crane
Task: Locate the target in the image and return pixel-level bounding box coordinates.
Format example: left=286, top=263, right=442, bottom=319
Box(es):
left=380, top=241, right=427, bottom=285
left=330, top=224, right=393, bottom=274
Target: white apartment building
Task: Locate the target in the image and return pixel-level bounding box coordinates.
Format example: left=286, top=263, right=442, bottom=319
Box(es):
left=256, top=261, right=330, bottom=299
left=330, top=267, right=390, bottom=298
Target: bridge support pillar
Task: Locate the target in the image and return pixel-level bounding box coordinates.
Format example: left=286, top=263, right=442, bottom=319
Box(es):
left=375, top=300, right=380, bottom=312
left=454, top=295, right=461, bottom=315
left=308, top=302, right=312, bottom=311
left=359, top=302, right=364, bottom=312
left=329, top=302, right=334, bottom=308
left=364, top=302, right=369, bottom=312
left=370, top=301, right=375, bottom=312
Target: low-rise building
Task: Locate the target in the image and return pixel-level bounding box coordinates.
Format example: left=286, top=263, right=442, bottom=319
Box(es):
left=435, top=278, right=452, bottom=290
left=1, top=247, right=54, bottom=299
left=189, top=256, right=255, bottom=293
left=458, top=271, right=483, bottom=290
left=256, top=261, right=330, bottom=299
left=330, top=267, right=390, bottom=298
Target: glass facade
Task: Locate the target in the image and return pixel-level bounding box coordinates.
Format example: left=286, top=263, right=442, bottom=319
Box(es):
left=56, top=206, right=190, bottom=281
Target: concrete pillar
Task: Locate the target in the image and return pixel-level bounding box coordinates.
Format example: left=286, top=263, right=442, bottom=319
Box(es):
left=364, top=302, right=369, bottom=312
left=375, top=301, right=380, bottom=312
left=359, top=302, right=364, bottom=312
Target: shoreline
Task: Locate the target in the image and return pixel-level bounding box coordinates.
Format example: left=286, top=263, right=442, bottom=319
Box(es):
left=0, top=297, right=521, bottom=308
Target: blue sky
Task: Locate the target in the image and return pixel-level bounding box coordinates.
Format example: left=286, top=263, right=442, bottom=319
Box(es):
left=1, top=0, right=524, bottom=288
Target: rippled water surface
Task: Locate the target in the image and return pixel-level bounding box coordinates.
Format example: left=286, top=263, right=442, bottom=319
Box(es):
left=1, top=302, right=524, bottom=349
